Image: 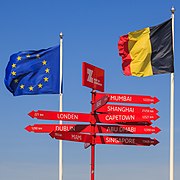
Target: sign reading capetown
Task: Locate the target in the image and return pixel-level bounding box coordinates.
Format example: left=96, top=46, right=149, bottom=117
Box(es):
left=4, top=45, right=60, bottom=96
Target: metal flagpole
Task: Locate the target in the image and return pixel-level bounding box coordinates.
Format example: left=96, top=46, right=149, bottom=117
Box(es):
left=170, top=7, right=175, bottom=180
left=59, top=32, right=63, bottom=180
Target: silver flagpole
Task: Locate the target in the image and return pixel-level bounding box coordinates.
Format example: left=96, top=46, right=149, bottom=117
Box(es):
left=59, top=32, right=63, bottom=180
left=170, top=7, right=175, bottom=180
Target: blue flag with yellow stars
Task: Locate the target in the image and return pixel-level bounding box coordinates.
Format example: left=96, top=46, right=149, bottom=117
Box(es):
left=4, top=45, right=60, bottom=96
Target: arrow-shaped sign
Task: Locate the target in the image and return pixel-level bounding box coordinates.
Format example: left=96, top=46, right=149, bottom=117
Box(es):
left=96, top=93, right=159, bottom=104
left=97, top=104, right=158, bottom=114
left=95, top=113, right=159, bottom=124
left=50, top=132, right=159, bottom=146
left=28, top=110, right=158, bottom=124
left=25, top=124, right=161, bottom=134
left=28, top=110, right=91, bottom=122
left=50, top=131, right=91, bottom=143
left=25, top=124, right=91, bottom=133
left=93, top=95, right=109, bottom=111
left=96, top=125, right=161, bottom=134
left=95, top=135, right=159, bottom=146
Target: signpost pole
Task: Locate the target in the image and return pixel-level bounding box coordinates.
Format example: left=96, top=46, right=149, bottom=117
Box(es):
left=91, top=90, right=96, bottom=180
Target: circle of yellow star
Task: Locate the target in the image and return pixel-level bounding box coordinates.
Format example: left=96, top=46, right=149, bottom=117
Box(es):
left=11, top=71, right=16, bottom=76
left=12, top=63, right=16, bottom=68
left=42, top=60, right=47, bottom=65
left=38, top=83, right=43, bottom=88
left=45, top=68, right=50, bottom=73
left=36, top=54, right=40, bottom=58
left=20, top=84, right=25, bottom=89
left=44, top=77, right=49, bottom=82
left=17, top=56, right=22, bottom=61
left=26, top=54, right=31, bottom=58
left=29, top=86, right=34, bottom=91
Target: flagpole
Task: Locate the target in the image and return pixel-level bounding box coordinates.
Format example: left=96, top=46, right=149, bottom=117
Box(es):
left=59, top=32, right=63, bottom=180
left=170, top=7, right=175, bottom=180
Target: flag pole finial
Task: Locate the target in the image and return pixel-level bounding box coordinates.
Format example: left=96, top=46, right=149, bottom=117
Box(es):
left=60, top=32, right=63, bottom=39
left=171, top=6, right=175, bottom=14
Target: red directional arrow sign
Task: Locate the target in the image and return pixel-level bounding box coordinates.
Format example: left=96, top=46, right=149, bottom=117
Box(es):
left=96, top=125, right=161, bottom=134
left=25, top=124, right=91, bottom=133
left=28, top=110, right=91, bottom=122
left=50, top=132, right=159, bottom=146
left=97, top=104, right=158, bottom=114
left=95, top=135, right=159, bottom=146
left=50, top=131, right=92, bottom=143
left=95, top=113, right=159, bottom=124
left=95, top=93, right=159, bottom=104
left=25, top=124, right=160, bottom=134
left=93, top=95, right=109, bottom=111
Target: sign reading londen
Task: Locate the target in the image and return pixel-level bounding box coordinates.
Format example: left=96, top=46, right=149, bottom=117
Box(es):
left=82, top=62, right=104, bottom=92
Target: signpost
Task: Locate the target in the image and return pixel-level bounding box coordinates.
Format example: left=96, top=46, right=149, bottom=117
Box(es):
left=95, top=135, right=159, bottom=146
left=93, top=95, right=109, bottom=111
left=95, top=93, right=159, bottom=104
left=94, top=124, right=160, bottom=134
left=25, top=124, right=91, bottom=133
left=28, top=110, right=91, bottom=122
left=26, top=62, right=161, bottom=180
left=97, top=104, right=158, bottom=114
left=50, top=131, right=91, bottom=143
left=96, top=113, right=159, bottom=124
left=25, top=124, right=160, bottom=134
left=50, top=132, right=159, bottom=146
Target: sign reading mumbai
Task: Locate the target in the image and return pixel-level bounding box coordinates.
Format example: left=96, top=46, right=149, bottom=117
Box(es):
left=96, top=93, right=159, bottom=104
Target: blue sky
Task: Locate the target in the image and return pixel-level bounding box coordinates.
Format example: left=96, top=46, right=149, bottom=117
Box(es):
left=0, top=1, right=179, bottom=180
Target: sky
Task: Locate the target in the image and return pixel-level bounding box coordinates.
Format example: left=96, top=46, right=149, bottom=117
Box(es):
left=0, top=0, right=179, bottom=180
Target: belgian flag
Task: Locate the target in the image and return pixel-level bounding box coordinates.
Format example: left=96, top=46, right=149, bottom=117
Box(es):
left=118, top=19, right=174, bottom=77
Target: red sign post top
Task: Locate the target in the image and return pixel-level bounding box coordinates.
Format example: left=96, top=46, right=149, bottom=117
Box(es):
left=82, top=62, right=104, bottom=92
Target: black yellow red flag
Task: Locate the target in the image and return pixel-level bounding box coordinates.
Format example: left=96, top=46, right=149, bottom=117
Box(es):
left=118, top=19, right=174, bottom=77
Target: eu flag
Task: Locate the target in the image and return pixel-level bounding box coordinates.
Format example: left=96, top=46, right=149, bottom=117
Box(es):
left=4, top=45, right=60, bottom=96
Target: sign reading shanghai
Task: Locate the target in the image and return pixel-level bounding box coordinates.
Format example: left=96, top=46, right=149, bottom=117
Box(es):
left=82, top=62, right=104, bottom=92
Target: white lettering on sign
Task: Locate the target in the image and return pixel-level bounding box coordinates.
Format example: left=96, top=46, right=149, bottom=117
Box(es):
left=57, top=113, right=79, bottom=120
left=110, top=95, right=132, bottom=102
left=105, top=114, right=135, bottom=121
left=106, top=126, right=136, bottom=133
left=105, top=137, right=135, bottom=144
left=87, top=68, right=93, bottom=83
left=107, top=106, right=134, bottom=113
left=144, top=128, right=154, bottom=132
left=71, top=134, right=82, bottom=141
left=95, top=100, right=102, bottom=109
left=94, top=78, right=102, bottom=86
left=143, top=98, right=153, bottom=102
left=55, top=125, right=75, bottom=132
left=32, top=127, right=42, bottom=130
left=141, top=109, right=150, bottom=113
left=55, top=132, right=62, bottom=137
